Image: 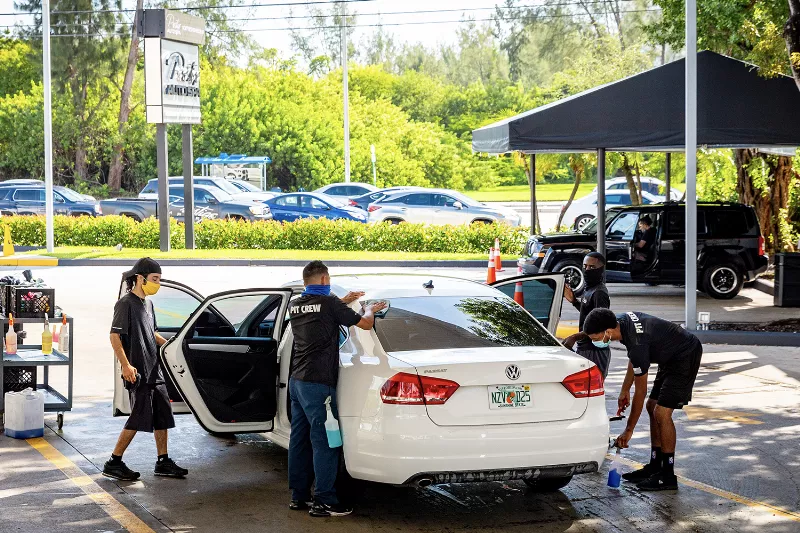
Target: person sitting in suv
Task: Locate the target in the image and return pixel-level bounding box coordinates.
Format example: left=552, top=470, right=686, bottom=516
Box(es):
left=633, top=215, right=656, bottom=263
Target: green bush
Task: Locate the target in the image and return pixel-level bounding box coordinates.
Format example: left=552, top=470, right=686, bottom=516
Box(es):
left=0, top=215, right=529, bottom=255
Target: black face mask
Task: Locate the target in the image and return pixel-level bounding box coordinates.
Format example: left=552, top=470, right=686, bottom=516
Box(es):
left=584, top=267, right=605, bottom=288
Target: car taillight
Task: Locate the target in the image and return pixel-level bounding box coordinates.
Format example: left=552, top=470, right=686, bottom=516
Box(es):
left=368, top=205, right=381, bottom=212
left=561, top=367, right=604, bottom=398
left=758, top=235, right=765, bottom=256
left=380, top=372, right=459, bottom=405
left=348, top=199, right=358, bottom=206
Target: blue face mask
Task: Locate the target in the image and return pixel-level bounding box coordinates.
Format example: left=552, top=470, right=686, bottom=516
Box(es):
left=592, top=332, right=611, bottom=348
left=302, top=284, right=331, bottom=296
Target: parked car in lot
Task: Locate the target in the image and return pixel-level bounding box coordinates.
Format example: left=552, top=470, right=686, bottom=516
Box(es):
left=0, top=184, right=100, bottom=216
left=266, top=192, right=368, bottom=222
left=314, top=182, right=379, bottom=198
left=113, top=273, right=607, bottom=490
left=102, top=185, right=271, bottom=222
left=561, top=189, right=663, bottom=231
left=0, top=179, right=97, bottom=202
left=368, top=188, right=522, bottom=226
left=226, top=179, right=278, bottom=199
left=592, top=177, right=682, bottom=201
left=520, top=202, right=768, bottom=299
left=139, top=177, right=274, bottom=203
left=347, top=186, right=420, bottom=210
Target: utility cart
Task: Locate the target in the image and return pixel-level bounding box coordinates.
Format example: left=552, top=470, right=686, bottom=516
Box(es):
left=0, top=315, right=73, bottom=430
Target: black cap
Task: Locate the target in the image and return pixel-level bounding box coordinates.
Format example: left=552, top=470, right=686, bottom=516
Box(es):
left=122, top=257, right=162, bottom=280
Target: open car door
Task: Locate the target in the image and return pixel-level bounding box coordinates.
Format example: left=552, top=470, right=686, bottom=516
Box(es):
left=490, top=273, right=565, bottom=335
left=113, top=279, right=203, bottom=416
left=161, top=288, right=292, bottom=434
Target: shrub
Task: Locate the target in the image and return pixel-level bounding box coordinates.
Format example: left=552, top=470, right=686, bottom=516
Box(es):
left=1, top=215, right=529, bottom=255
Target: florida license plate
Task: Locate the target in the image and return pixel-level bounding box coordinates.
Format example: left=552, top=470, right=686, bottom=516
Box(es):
left=488, top=384, right=532, bottom=409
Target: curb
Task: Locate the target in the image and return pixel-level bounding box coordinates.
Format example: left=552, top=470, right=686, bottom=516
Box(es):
left=56, top=258, right=521, bottom=268
left=694, top=329, right=800, bottom=347
left=753, top=278, right=774, bottom=296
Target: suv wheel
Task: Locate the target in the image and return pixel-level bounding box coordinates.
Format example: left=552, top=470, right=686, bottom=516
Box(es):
left=554, top=260, right=584, bottom=293
left=574, top=215, right=594, bottom=231
left=703, top=263, right=744, bottom=299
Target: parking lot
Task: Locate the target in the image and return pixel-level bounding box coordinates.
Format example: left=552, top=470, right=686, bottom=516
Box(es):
left=2, top=265, right=800, bottom=532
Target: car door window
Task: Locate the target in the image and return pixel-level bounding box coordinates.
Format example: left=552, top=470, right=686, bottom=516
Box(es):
left=666, top=211, right=707, bottom=236
left=194, top=189, right=213, bottom=203
left=706, top=210, right=749, bottom=238
left=14, top=189, right=39, bottom=201
left=169, top=188, right=184, bottom=199
left=141, top=181, right=157, bottom=194
left=54, top=192, right=66, bottom=204
left=281, top=195, right=299, bottom=207
left=492, top=278, right=558, bottom=328
left=149, top=283, right=204, bottom=330
left=405, top=194, right=432, bottom=206
left=310, top=198, right=327, bottom=209
left=607, top=211, right=639, bottom=240
left=434, top=194, right=458, bottom=207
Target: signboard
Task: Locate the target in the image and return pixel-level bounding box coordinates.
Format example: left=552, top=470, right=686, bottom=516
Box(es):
left=141, top=9, right=206, bottom=45
left=145, top=38, right=201, bottom=124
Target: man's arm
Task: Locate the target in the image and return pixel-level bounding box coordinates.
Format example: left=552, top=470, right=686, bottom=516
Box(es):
left=616, top=373, right=648, bottom=448
left=617, top=362, right=634, bottom=415
left=155, top=332, right=168, bottom=346
left=111, top=333, right=137, bottom=382
left=563, top=332, right=587, bottom=350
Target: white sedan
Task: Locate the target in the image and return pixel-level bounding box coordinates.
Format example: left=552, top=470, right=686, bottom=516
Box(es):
left=562, top=189, right=663, bottom=231
left=113, top=274, right=608, bottom=490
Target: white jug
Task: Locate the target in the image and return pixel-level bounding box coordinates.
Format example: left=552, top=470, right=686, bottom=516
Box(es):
left=4, top=388, right=45, bottom=439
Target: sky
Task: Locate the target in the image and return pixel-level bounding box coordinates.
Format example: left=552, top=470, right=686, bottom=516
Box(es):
left=0, top=0, right=515, bottom=59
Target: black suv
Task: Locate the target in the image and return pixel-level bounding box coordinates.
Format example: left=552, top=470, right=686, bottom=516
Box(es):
left=519, top=202, right=768, bottom=299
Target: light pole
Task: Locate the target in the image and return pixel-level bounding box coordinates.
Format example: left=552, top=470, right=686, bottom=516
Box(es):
left=370, top=144, right=377, bottom=186
left=685, top=0, right=698, bottom=329
left=43, top=0, right=55, bottom=252
left=340, top=1, right=350, bottom=183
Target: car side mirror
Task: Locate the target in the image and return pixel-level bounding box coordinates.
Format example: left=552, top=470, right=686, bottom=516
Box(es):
left=453, top=201, right=464, bottom=210
left=207, top=198, right=218, bottom=205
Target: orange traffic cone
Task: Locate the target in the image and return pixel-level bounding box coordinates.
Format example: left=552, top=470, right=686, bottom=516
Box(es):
left=486, top=248, right=497, bottom=283
left=514, top=281, right=525, bottom=305
left=494, top=238, right=503, bottom=271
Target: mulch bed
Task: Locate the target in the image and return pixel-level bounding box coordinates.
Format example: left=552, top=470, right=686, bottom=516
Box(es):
left=710, top=318, right=800, bottom=333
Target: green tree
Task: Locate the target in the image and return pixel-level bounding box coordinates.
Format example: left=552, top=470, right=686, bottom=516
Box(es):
left=0, top=38, right=39, bottom=97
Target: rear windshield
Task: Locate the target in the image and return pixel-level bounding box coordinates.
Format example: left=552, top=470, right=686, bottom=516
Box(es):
left=374, top=296, right=558, bottom=352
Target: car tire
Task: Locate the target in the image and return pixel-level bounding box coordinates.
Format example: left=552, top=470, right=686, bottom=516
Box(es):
left=122, top=214, right=142, bottom=222
left=471, top=219, right=493, bottom=225
left=702, top=262, right=744, bottom=299
left=385, top=218, right=403, bottom=225
left=523, top=475, right=573, bottom=492
left=573, top=215, right=595, bottom=231
left=554, top=259, right=585, bottom=293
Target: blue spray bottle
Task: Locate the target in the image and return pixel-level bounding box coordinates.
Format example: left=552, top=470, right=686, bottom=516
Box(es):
left=607, top=448, right=622, bottom=488
left=325, top=396, right=343, bottom=448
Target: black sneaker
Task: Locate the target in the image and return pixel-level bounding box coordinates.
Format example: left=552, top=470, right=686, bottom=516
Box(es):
left=102, top=460, right=140, bottom=481
left=637, top=473, right=679, bottom=491
left=621, top=463, right=659, bottom=482
left=154, top=458, right=188, bottom=478
left=289, top=499, right=313, bottom=511
left=309, top=502, right=353, bottom=517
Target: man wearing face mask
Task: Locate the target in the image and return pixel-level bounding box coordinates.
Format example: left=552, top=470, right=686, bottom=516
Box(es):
left=582, top=309, right=702, bottom=491
left=102, top=258, right=188, bottom=481
left=562, top=252, right=611, bottom=377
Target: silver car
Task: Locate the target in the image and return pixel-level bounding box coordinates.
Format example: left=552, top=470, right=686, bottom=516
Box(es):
left=367, top=189, right=522, bottom=226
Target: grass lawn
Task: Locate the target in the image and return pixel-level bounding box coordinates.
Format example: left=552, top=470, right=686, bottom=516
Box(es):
left=466, top=183, right=596, bottom=202
left=30, top=247, right=487, bottom=261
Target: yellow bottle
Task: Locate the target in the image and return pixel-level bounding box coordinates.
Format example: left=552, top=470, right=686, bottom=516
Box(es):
left=42, top=316, right=52, bottom=355
left=5, top=314, right=17, bottom=355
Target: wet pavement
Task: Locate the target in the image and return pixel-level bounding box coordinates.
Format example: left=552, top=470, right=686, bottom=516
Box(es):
left=1, top=265, right=799, bottom=532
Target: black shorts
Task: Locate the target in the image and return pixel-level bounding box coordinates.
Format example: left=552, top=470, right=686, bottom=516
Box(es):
left=649, top=344, right=703, bottom=409
left=124, top=383, right=176, bottom=432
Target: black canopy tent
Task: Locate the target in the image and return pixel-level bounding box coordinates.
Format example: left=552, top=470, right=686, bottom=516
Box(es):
left=472, top=51, right=800, bottom=323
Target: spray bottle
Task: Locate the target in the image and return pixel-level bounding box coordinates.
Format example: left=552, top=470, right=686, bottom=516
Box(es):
left=607, top=445, right=622, bottom=488
left=324, top=396, right=343, bottom=448
left=58, top=315, right=69, bottom=354
left=41, top=316, right=52, bottom=355
left=5, top=314, right=17, bottom=355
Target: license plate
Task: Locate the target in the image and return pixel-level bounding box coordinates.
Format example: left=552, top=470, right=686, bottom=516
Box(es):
left=488, top=384, right=532, bottom=409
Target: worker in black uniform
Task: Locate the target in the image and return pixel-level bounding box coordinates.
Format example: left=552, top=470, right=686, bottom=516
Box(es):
left=288, top=260, right=386, bottom=517
left=562, top=252, right=611, bottom=377
left=582, top=309, right=703, bottom=491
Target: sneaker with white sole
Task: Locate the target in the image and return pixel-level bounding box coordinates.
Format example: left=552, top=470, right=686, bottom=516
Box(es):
left=309, top=502, right=353, bottom=517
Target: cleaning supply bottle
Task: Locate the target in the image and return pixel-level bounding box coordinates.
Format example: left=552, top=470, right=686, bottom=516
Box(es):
left=607, top=448, right=622, bottom=488
left=5, top=314, right=17, bottom=355
left=58, top=315, right=69, bottom=354
left=52, top=323, right=59, bottom=344
left=324, top=396, right=343, bottom=448
left=41, top=316, right=52, bottom=355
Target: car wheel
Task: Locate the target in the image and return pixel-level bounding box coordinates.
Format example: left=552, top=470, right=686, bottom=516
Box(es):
left=574, top=215, right=595, bottom=231
left=385, top=218, right=403, bottom=225
left=122, top=213, right=142, bottom=222
left=703, top=263, right=744, bottom=299
left=554, top=259, right=585, bottom=293
left=523, top=475, right=573, bottom=492
left=472, top=219, right=493, bottom=225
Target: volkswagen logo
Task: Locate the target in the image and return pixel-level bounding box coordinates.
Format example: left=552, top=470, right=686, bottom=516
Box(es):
left=505, top=364, right=521, bottom=381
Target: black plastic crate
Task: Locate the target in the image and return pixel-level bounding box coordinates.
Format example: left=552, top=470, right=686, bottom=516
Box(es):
left=3, top=366, right=37, bottom=392
left=9, top=287, right=55, bottom=318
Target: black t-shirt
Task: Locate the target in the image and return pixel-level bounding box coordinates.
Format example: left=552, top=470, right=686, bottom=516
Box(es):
left=572, top=283, right=610, bottom=348
left=111, top=293, right=163, bottom=384
left=636, top=227, right=657, bottom=251
left=289, top=294, right=363, bottom=387
left=618, top=311, right=700, bottom=376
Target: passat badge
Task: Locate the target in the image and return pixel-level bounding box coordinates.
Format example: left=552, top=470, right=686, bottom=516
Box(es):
left=505, top=364, right=521, bottom=381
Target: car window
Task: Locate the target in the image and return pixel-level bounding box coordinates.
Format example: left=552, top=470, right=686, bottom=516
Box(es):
left=404, top=194, right=432, bottom=206
left=644, top=183, right=660, bottom=195
left=706, top=210, right=750, bottom=238
left=311, top=198, right=327, bottom=209
left=211, top=294, right=276, bottom=335
left=56, top=188, right=82, bottom=202
left=141, top=181, right=157, bottom=194
left=607, top=211, right=639, bottom=240
left=279, top=195, right=299, bottom=207
left=14, top=189, right=40, bottom=201
left=169, top=188, right=183, bottom=199
left=54, top=192, right=66, bottom=203
left=434, top=194, right=458, bottom=207
left=609, top=183, right=625, bottom=190
left=325, top=186, right=343, bottom=196
left=374, top=297, right=558, bottom=352
left=194, top=189, right=214, bottom=203
left=149, top=285, right=203, bottom=329
left=666, top=211, right=707, bottom=236
left=492, top=278, right=558, bottom=328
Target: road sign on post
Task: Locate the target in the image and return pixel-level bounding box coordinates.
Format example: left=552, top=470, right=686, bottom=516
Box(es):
left=140, top=9, right=205, bottom=252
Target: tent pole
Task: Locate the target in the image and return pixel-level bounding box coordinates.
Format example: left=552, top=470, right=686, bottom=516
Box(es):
left=596, top=149, right=606, bottom=256
left=665, top=153, right=671, bottom=198
left=685, top=0, right=698, bottom=330
left=529, top=154, right=537, bottom=234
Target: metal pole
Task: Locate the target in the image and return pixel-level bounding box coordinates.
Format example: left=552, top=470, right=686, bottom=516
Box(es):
left=341, top=1, right=350, bottom=183
left=43, top=0, right=54, bottom=253
left=685, top=0, right=698, bottom=329
left=182, top=124, right=195, bottom=250
left=157, top=124, right=170, bottom=252
left=596, top=148, right=606, bottom=256
left=529, top=154, right=538, bottom=234
left=370, top=144, right=377, bottom=186
left=665, top=152, right=671, bottom=199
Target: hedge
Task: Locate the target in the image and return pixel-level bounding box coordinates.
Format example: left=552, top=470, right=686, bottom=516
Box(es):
left=0, top=216, right=530, bottom=255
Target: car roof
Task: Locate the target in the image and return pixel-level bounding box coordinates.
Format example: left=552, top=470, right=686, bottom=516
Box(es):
left=615, top=201, right=751, bottom=211
left=284, top=274, right=501, bottom=300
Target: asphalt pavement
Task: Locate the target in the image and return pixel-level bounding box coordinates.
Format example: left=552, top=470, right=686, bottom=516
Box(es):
left=1, top=264, right=799, bottom=532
